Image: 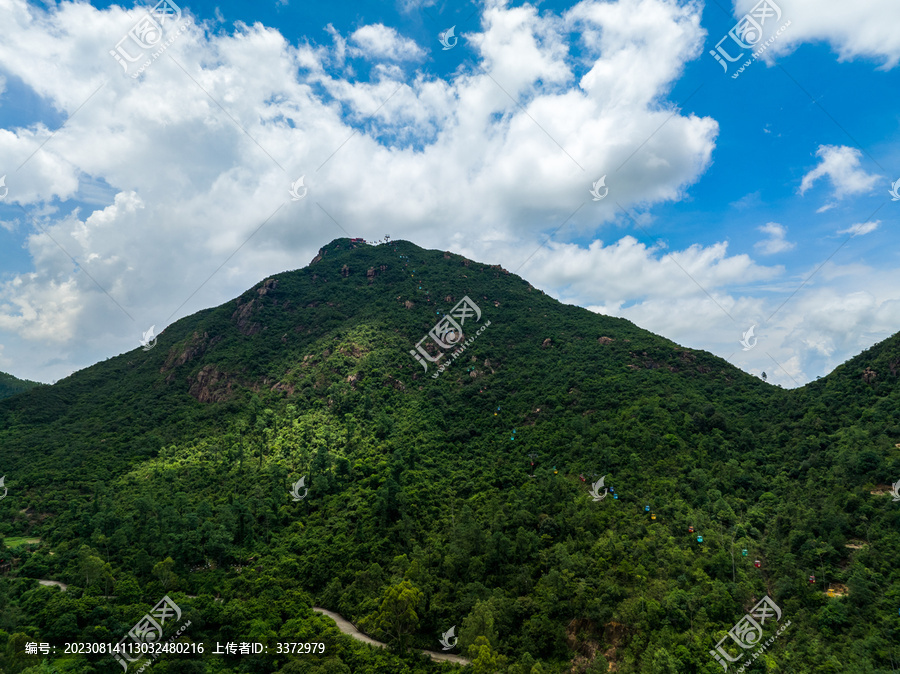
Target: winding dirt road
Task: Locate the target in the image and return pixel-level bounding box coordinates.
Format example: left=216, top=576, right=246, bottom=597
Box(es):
left=312, top=607, right=470, bottom=666
left=37, top=579, right=68, bottom=591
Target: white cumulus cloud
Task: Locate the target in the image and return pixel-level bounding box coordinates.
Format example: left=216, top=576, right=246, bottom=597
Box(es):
left=0, top=0, right=719, bottom=383
left=349, top=23, right=425, bottom=61
left=734, top=0, right=900, bottom=69
left=755, top=222, right=795, bottom=254
left=799, top=145, right=880, bottom=202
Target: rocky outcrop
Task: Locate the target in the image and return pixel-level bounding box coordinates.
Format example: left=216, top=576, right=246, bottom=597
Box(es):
left=310, top=248, right=326, bottom=265
left=188, top=365, right=237, bottom=403
left=365, top=265, right=387, bottom=284
left=161, top=332, right=220, bottom=374
left=257, top=278, right=277, bottom=295
left=228, top=278, right=279, bottom=335
left=232, top=299, right=261, bottom=336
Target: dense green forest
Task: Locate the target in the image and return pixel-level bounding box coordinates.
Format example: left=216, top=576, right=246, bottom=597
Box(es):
left=0, top=238, right=898, bottom=674
left=0, top=372, right=41, bottom=402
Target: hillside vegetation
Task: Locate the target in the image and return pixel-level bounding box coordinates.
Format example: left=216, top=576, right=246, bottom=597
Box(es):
left=0, top=238, right=898, bottom=674
left=0, top=372, right=41, bottom=402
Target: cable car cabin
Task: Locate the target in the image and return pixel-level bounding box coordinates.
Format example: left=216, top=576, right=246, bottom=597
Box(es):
left=650, top=514, right=656, bottom=520
left=754, top=560, right=761, bottom=568
left=741, top=549, right=748, bottom=556
left=697, top=536, right=703, bottom=543
left=688, top=526, right=694, bottom=533
left=809, top=576, right=815, bottom=583
left=826, top=589, right=836, bottom=597
left=613, top=494, right=618, bottom=499
left=609, top=487, right=615, bottom=492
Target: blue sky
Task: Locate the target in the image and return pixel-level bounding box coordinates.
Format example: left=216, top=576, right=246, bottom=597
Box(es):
left=0, top=0, right=898, bottom=386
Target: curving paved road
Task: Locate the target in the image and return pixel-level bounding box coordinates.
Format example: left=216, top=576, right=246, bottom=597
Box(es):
left=312, top=607, right=470, bottom=665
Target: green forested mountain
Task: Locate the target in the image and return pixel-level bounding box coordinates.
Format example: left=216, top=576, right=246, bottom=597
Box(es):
left=0, top=238, right=898, bottom=674
left=0, top=372, right=41, bottom=402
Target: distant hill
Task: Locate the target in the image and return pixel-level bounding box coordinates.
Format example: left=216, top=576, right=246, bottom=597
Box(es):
left=0, top=237, right=898, bottom=674
left=0, top=370, right=41, bottom=401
